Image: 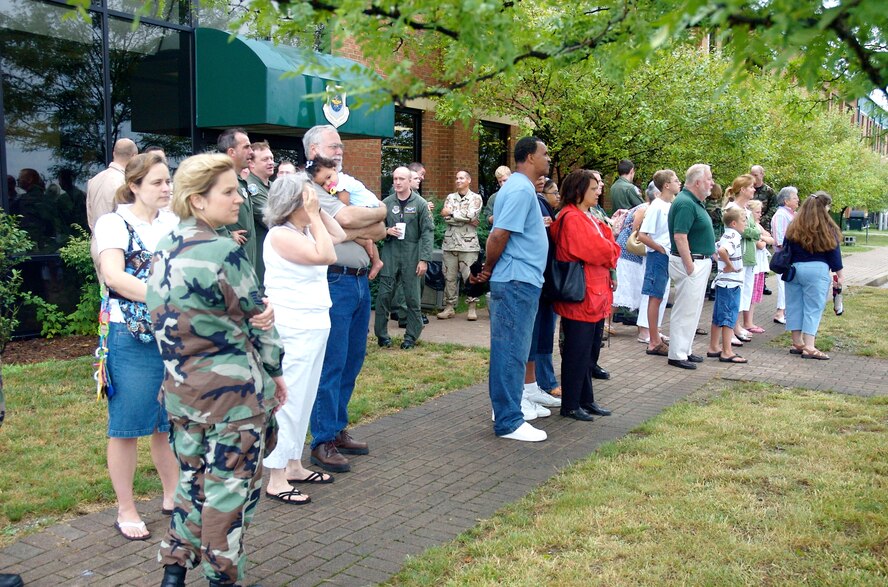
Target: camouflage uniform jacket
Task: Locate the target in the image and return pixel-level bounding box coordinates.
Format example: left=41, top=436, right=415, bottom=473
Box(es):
left=442, top=189, right=482, bottom=252
left=754, top=182, right=778, bottom=227
left=146, top=217, right=283, bottom=425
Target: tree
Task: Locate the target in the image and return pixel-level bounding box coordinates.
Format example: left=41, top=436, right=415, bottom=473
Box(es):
left=82, top=0, right=885, bottom=107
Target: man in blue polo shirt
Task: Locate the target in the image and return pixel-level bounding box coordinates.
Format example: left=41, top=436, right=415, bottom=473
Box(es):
left=666, top=163, right=716, bottom=369
left=473, top=137, right=551, bottom=442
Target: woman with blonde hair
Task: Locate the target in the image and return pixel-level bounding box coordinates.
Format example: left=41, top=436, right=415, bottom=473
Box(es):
left=782, top=191, right=843, bottom=360
left=722, top=174, right=760, bottom=341
left=146, top=153, right=285, bottom=587
left=93, top=152, right=179, bottom=541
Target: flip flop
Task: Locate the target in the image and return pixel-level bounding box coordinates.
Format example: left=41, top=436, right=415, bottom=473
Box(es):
left=266, top=489, right=312, bottom=505
left=548, top=386, right=562, bottom=398
left=736, top=334, right=752, bottom=342
left=695, top=328, right=708, bottom=335
left=706, top=351, right=722, bottom=358
left=747, top=326, right=766, bottom=334
left=773, top=317, right=786, bottom=324
left=719, top=354, right=748, bottom=363
left=731, top=339, right=744, bottom=347
left=801, top=350, right=830, bottom=360
left=161, top=508, right=174, bottom=516
left=115, top=521, right=151, bottom=541
left=789, top=345, right=805, bottom=355
left=287, top=471, right=334, bottom=485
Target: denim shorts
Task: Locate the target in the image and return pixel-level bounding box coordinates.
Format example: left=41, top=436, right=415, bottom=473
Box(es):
left=712, top=285, right=741, bottom=327
left=641, top=250, right=669, bottom=298
left=107, top=322, right=170, bottom=438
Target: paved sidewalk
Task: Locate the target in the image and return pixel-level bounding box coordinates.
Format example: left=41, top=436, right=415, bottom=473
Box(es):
left=3, top=250, right=887, bottom=586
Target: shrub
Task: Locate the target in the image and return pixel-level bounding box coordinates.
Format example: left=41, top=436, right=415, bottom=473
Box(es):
left=0, top=212, right=34, bottom=351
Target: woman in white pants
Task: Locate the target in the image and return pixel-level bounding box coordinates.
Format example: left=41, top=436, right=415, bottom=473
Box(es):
left=262, top=174, right=345, bottom=503
left=770, top=187, right=799, bottom=324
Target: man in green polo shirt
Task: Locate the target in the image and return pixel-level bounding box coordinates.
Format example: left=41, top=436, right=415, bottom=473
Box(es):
left=666, top=163, right=716, bottom=370
left=609, top=159, right=643, bottom=213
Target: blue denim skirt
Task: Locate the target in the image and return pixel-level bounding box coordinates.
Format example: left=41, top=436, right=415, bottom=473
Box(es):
left=106, top=322, right=170, bottom=438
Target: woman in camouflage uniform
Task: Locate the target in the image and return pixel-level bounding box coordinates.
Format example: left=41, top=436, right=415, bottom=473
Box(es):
left=146, top=154, right=287, bottom=587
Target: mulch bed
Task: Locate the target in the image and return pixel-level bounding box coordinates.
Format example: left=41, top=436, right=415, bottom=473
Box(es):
left=1, top=335, right=96, bottom=365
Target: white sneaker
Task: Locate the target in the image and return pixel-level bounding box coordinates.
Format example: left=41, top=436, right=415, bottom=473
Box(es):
left=535, top=403, right=551, bottom=418
left=525, top=385, right=561, bottom=408
left=500, top=422, right=547, bottom=442
left=520, top=397, right=539, bottom=421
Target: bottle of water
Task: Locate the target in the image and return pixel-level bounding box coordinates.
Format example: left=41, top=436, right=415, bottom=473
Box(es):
left=833, top=275, right=843, bottom=316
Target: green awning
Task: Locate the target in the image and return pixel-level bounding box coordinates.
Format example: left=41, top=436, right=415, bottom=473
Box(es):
left=195, top=28, right=393, bottom=138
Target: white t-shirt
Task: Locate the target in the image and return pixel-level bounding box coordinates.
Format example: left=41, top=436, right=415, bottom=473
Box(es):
left=338, top=172, right=380, bottom=208
left=714, top=228, right=744, bottom=288
left=262, top=224, right=332, bottom=330
left=639, top=196, right=672, bottom=253
left=94, top=204, right=178, bottom=323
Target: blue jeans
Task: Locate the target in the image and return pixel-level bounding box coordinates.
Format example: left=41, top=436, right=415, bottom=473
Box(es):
left=489, top=280, right=540, bottom=436
left=529, top=297, right=558, bottom=390
left=785, top=261, right=830, bottom=336
left=310, top=273, right=371, bottom=448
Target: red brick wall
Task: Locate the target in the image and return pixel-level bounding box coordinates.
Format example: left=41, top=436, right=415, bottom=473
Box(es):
left=333, top=37, right=516, bottom=202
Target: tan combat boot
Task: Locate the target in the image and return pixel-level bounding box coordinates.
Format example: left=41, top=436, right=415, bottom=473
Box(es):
left=437, top=305, right=455, bottom=319
left=467, top=301, right=478, bottom=321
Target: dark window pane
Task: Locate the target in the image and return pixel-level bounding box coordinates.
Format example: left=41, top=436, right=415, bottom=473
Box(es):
left=1, top=0, right=103, bottom=252
left=108, top=17, right=192, bottom=167
left=381, top=108, right=420, bottom=196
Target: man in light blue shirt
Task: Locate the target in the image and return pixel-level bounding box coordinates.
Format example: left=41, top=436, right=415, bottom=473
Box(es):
left=473, top=136, right=551, bottom=442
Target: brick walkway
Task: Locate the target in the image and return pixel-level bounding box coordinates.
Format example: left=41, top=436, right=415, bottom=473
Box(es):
left=3, top=248, right=887, bottom=586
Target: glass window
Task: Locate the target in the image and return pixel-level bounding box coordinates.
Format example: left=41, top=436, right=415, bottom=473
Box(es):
left=380, top=108, right=420, bottom=196
left=108, top=17, right=192, bottom=168
left=478, top=122, right=509, bottom=202
left=1, top=0, right=103, bottom=252
left=107, top=0, right=189, bottom=26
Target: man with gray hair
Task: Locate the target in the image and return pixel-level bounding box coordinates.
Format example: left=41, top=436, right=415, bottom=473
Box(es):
left=302, top=125, right=386, bottom=472
left=770, top=186, right=799, bottom=324
left=666, top=163, right=716, bottom=370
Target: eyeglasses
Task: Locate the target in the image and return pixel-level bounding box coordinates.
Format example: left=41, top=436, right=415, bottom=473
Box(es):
left=324, top=143, right=345, bottom=151
left=544, top=190, right=559, bottom=195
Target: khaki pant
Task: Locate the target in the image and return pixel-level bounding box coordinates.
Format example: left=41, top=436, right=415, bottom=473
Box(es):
left=442, top=250, right=479, bottom=306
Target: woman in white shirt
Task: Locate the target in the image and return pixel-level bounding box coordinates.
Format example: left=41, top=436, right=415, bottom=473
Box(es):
left=94, top=152, right=179, bottom=540
left=261, top=173, right=346, bottom=504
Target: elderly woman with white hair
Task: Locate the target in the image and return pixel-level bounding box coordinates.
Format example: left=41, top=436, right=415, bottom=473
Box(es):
left=770, top=186, right=799, bottom=324
left=261, top=173, right=346, bottom=504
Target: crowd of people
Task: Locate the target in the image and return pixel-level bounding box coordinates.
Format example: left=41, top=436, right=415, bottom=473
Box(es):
left=48, top=128, right=843, bottom=586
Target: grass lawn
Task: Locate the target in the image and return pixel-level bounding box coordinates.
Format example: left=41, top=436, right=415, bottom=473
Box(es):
left=0, top=341, right=489, bottom=543
left=390, top=381, right=888, bottom=586
left=771, top=286, right=888, bottom=357
left=839, top=230, right=888, bottom=254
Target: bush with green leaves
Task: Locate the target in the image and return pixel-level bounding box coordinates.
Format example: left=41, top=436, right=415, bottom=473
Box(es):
left=0, top=212, right=34, bottom=351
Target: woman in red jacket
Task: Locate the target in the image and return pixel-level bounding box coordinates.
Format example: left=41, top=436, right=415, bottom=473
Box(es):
left=550, top=169, right=621, bottom=421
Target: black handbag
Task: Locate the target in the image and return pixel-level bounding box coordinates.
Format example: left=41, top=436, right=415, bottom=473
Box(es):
left=544, top=258, right=586, bottom=302
left=769, top=241, right=792, bottom=276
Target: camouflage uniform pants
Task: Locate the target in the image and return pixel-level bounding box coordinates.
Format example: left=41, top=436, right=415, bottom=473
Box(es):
left=159, top=412, right=267, bottom=584
left=442, top=250, right=479, bottom=306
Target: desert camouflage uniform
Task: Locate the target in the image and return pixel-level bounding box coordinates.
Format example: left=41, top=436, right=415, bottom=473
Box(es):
left=146, top=217, right=283, bottom=585
left=441, top=189, right=483, bottom=306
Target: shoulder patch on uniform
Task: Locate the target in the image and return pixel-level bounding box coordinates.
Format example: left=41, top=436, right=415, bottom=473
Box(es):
left=247, top=184, right=259, bottom=195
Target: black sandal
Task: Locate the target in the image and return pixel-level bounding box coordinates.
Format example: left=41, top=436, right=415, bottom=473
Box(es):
left=265, top=489, right=312, bottom=505
left=287, top=471, right=334, bottom=484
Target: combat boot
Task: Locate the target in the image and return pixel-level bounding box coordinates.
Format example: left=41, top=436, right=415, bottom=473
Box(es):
left=466, top=301, right=477, bottom=321
left=436, top=305, right=455, bottom=319
left=160, top=564, right=186, bottom=587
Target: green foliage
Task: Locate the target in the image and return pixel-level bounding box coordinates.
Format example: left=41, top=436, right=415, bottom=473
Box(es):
left=17, top=226, right=99, bottom=339
left=0, top=213, right=34, bottom=351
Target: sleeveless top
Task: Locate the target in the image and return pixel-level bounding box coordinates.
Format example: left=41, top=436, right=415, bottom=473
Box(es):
left=262, top=223, right=332, bottom=329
